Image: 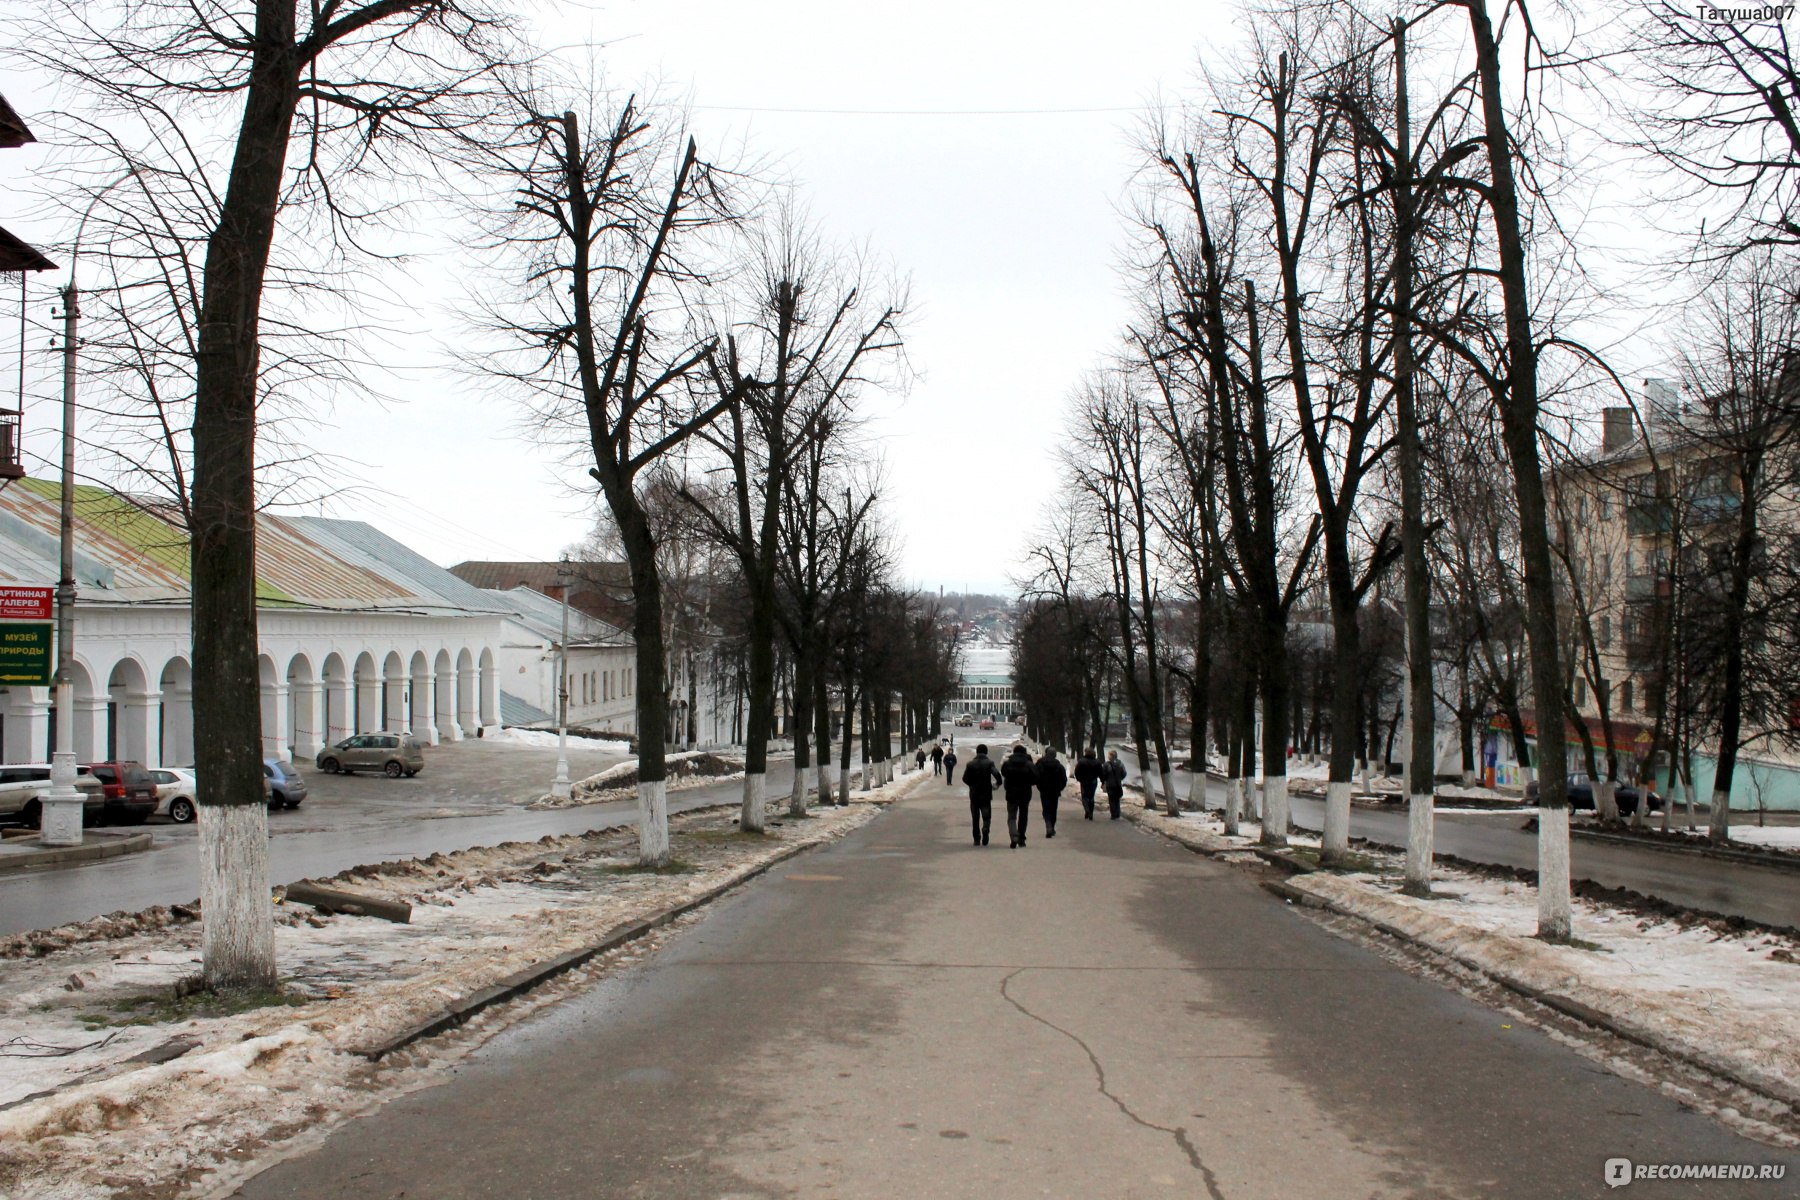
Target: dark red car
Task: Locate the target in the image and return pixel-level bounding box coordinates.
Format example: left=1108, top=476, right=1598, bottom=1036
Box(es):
left=79, top=761, right=159, bottom=825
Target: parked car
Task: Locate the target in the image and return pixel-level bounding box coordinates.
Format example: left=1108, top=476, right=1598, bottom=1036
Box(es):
left=978, top=716, right=996, bottom=731
left=0, top=765, right=102, bottom=828
left=953, top=714, right=975, bottom=728
left=77, top=761, right=160, bottom=824
left=264, top=759, right=308, bottom=808
left=1526, top=771, right=1661, bottom=816
left=315, top=732, right=424, bottom=778
left=149, top=767, right=199, bottom=824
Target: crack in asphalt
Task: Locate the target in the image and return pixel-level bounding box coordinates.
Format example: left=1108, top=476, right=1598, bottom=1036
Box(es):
left=999, top=967, right=1227, bottom=1200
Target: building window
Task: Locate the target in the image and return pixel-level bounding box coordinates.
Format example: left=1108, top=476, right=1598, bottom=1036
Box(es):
left=1599, top=615, right=1611, bottom=647
left=1620, top=681, right=1633, bottom=713
left=1575, top=679, right=1588, bottom=708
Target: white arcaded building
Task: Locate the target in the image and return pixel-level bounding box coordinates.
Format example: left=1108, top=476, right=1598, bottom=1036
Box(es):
left=0, top=477, right=510, bottom=767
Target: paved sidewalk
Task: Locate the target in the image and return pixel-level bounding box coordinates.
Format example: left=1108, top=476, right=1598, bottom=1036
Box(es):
left=231, top=793, right=1793, bottom=1199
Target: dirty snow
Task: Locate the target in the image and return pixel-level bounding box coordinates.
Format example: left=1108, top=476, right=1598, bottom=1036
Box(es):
left=0, top=768, right=934, bottom=1199
left=1285, top=869, right=1800, bottom=1105
left=1729, top=826, right=1800, bottom=851
left=482, top=727, right=631, bottom=751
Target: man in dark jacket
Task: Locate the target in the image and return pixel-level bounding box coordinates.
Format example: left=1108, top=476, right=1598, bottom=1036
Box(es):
left=999, top=744, right=1038, bottom=848
left=943, top=746, right=958, bottom=786
left=960, top=744, right=1001, bottom=846
left=1073, top=749, right=1102, bottom=820
left=1034, top=747, right=1069, bottom=838
left=1101, top=749, right=1128, bottom=819
left=930, top=743, right=944, bottom=776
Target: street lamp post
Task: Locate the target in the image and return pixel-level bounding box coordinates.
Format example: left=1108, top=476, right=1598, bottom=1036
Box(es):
left=550, top=558, right=573, bottom=799
left=38, top=283, right=83, bottom=846
left=39, top=167, right=146, bottom=846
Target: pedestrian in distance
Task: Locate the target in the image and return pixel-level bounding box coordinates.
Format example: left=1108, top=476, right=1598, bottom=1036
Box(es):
left=942, top=745, right=957, bottom=786
left=1101, top=749, right=1128, bottom=820
left=1000, top=743, right=1037, bottom=848
left=1034, top=746, right=1068, bottom=838
left=916, top=746, right=927, bottom=772
left=930, top=743, right=944, bottom=776
left=960, top=744, right=1001, bottom=846
left=1074, top=748, right=1102, bottom=820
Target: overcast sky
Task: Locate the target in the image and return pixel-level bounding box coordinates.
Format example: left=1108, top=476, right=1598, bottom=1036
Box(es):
left=3, top=0, right=1244, bottom=597
left=4, top=1, right=1681, bottom=598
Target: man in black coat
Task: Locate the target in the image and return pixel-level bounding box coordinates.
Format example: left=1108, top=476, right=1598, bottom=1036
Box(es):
left=999, top=744, right=1038, bottom=848
left=960, top=744, right=1002, bottom=846
left=1073, top=749, right=1102, bottom=820
left=1101, top=749, right=1128, bottom=820
left=1034, top=747, right=1069, bottom=838
left=930, top=743, right=944, bottom=776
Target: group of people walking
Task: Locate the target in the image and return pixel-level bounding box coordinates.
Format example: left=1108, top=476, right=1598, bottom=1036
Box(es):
left=942, top=742, right=1129, bottom=848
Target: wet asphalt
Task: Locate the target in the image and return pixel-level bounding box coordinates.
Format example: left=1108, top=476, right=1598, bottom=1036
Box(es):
left=227, top=779, right=1794, bottom=1200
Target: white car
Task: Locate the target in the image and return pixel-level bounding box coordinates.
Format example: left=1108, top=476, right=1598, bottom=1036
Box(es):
left=149, top=767, right=198, bottom=824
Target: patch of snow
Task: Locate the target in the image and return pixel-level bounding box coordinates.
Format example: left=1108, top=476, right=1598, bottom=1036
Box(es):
left=484, top=728, right=629, bottom=751
left=1728, top=825, right=1800, bottom=851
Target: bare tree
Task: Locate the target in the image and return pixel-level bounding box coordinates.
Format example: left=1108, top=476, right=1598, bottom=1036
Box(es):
left=478, top=90, right=744, bottom=865
left=25, top=0, right=526, bottom=987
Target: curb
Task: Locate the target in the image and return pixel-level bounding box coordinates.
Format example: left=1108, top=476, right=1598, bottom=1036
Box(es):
left=351, top=781, right=929, bottom=1061
left=0, top=831, right=154, bottom=873
left=1260, top=878, right=1800, bottom=1112
left=1569, top=825, right=1800, bottom=873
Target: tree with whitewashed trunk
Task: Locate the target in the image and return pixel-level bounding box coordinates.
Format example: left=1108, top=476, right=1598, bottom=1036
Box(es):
left=476, top=91, right=748, bottom=865
left=684, top=205, right=905, bottom=833
left=25, top=0, right=528, bottom=987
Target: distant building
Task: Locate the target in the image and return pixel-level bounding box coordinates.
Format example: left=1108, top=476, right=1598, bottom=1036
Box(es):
left=0, top=477, right=510, bottom=766
left=946, top=643, right=1019, bottom=719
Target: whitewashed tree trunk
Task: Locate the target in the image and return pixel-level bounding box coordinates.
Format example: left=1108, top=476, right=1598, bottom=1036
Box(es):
left=817, top=761, right=833, bottom=807
left=1682, top=779, right=1694, bottom=830
left=1536, top=804, right=1572, bottom=939
left=1161, top=770, right=1177, bottom=816
left=1403, top=793, right=1434, bottom=896
left=1249, top=779, right=1263, bottom=822
left=638, top=780, right=670, bottom=865
left=1223, top=777, right=1242, bottom=835
left=789, top=767, right=808, bottom=818
left=199, top=803, right=275, bottom=990
left=1708, top=788, right=1731, bottom=841
left=1187, top=767, right=1205, bottom=811
left=741, top=772, right=766, bottom=833
left=1629, top=788, right=1644, bottom=830
left=1261, top=774, right=1288, bottom=847
left=839, top=763, right=851, bottom=802
left=1594, top=779, right=1619, bottom=824
left=1321, top=781, right=1352, bottom=865
left=1358, top=758, right=1372, bottom=797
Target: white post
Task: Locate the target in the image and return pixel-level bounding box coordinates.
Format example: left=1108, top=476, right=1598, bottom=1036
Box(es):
left=551, top=569, right=572, bottom=799
left=41, top=285, right=83, bottom=847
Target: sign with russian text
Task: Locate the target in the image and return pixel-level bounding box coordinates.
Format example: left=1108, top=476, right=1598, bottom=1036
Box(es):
left=0, top=586, right=53, bottom=621
left=0, top=621, right=52, bottom=685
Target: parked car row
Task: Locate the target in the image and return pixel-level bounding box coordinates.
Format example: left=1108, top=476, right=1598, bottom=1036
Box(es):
left=2, top=733, right=420, bottom=829
left=1525, top=772, right=1664, bottom=816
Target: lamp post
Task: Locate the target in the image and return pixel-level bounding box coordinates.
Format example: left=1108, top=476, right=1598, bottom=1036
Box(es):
left=38, top=281, right=83, bottom=846
left=550, top=557, right=573, bottom=799
left=40, top=168, right=144, bottom=846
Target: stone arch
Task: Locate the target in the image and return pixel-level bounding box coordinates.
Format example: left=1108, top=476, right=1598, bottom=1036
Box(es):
left=478, top=647, right=498, bottom=729
left=0, top=685, right=51, bottom=764
left=456, top=647, right=477, bottom=736
left=432, top=649, right=457, bottom=742
left=105, top=656, right=154, bottom=765
left=353, top=651, right=378, bottom=735
left=61, top=657, right=100, bottom=763
left=158, top=657, right=194, bottom=766
left=257, top=654, right=290, bottom=761
left=382, top=650, right=406, bottom=733
left=408, top=650, right=434, bottom=743
left=286, top=652, right=321, bottom=758
left=322, top=652, right=351, bottom=744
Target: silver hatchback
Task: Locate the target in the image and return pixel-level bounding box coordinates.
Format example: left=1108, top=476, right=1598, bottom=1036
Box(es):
left=315, top=732, right=425, bottom=778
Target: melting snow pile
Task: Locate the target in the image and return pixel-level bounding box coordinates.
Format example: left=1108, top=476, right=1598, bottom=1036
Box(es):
left=0, top=768, right=932, bottom=1199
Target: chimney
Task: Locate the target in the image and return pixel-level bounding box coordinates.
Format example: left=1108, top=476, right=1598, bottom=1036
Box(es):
left=1601, top=407, right=1635, bottom=455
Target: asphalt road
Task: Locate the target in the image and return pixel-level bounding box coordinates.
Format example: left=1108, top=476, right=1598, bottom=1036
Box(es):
left=228, top=783, right=1794, bottom=1199
left=0, top=740, right=803, bottom=936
